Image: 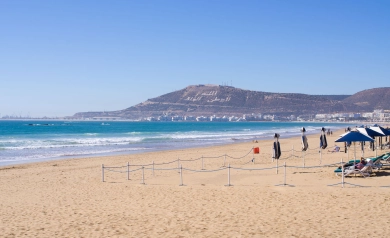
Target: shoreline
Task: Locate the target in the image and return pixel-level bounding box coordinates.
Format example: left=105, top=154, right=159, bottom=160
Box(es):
left=0, top=122, right=351, bottom=168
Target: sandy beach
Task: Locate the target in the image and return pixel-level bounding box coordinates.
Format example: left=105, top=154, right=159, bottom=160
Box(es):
left=1, top=129, right=390, bottom=237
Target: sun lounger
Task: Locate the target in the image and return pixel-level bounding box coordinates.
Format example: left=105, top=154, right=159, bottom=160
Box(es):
left=338, top=165, right=372, bottom=177
left=380, top=153, right=390, bottom=163
left=366, top=156, right=384, bottom=170
left=334, top=160, right=373, bottom=177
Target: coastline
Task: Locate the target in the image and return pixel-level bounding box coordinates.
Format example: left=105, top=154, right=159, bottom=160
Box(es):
left=1, top=128, right=390, bottom=237
left=0, top=121, right=356, bottom=167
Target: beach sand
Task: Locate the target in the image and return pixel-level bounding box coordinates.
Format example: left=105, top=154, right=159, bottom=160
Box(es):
left=1, top=129, right=390, bottom=237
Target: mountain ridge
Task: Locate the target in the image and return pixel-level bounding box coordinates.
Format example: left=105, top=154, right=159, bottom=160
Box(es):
left=73, top=85, right=390, bottom=119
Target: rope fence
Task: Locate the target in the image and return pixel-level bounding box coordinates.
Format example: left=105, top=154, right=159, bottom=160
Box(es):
left=101, top=147, right=390, bottom=188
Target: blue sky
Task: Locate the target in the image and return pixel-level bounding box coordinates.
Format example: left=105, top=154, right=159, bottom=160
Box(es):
left=1, top=0, right=389, bottom=117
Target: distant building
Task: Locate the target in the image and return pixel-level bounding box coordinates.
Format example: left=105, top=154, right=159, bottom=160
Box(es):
left=146, top=117, right=158, bottom=122
left=172, top=116, right=184, bottom=121
left=158, top=116, right=171, bottom=121
left=196, top=116, right=209, bottom=122
left=92, top=117, right=121, bottom=120
left=184, top=116, right=196, bottom=121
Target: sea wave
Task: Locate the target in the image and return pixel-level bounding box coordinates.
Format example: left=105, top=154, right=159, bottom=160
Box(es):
left=0, top=121, right=352, bottom=166
left=1, top=137, right=145, bottom=150
left=0, top=125, right=335, bottom=151
left=0, top=147, right=149, bottom=162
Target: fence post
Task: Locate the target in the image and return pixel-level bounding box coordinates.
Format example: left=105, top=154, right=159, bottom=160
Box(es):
left=177, top=158, right=180, bottom=173
left=252, top=147, right=255, bottom=164
left=202, top=156, right=204, bottom=170
left=375, top=138, right=378, bottom=157
left=283, top=162, right=286, bottom=185
left=127, top=162, right=130, bottom=180
left=179, top=164, right=184, bottom=186
left=275, top=162, right=293, bottom=187
left=141, top=166, right=145, bottom=185
left=102, top=164, right=104, bottom=182
left=225, top=164, right=232, bottom=186
left=152, top=161, right=155, bottom=176
left=341, top=158, right=344, bottom=188
left=292, top=145, right=294, bottom=158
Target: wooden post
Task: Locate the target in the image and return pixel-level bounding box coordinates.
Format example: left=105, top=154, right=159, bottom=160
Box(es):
left=202, top=156, right=204, bottom=170
left=252, top=146, right=255, bottom=164
left=283, top=162, right=287, bottom=185
left=179, top=164, right=183, bottom=186
left=152, top=161, right=155, bottom=176
left=375, top=138, right=378, bottom=157
left=225, top=164, right=232, bottom=186
left=102, top=164, right=104, bottom=182
left=228, top=164, right=231, bottom=186
left=341, top=158, right=344, bottom=188
left=141, top=166, right=145, bottom=185
left=291, top=145, right=293, bottom=158
left=127, top=162, right=130, bottom=180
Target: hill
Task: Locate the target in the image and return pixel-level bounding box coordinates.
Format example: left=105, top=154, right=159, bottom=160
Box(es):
left=342, top=87, right=390, bottom=111
left=73, top=85, right=390, bottom=119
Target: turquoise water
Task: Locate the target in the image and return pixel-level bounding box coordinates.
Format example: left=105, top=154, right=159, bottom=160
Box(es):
left=0, top=120, right=353, bottom=166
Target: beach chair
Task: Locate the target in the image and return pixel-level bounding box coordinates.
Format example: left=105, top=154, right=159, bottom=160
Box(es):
left=335, top=165, right=372, bottom=177
left=345, top=165, right=372, bottom=177
left=365, top=156, right=384, bottom=170
left=334, top=161, right=359, bottom=175
left=380, top=153, right=390, bottom=163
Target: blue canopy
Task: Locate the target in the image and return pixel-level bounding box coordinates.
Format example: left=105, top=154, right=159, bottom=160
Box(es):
left=370, top=124, right=390, bottom=136
left=356, top=127, right=384, bottom=138
left=335, top=130, right=374, bottom=142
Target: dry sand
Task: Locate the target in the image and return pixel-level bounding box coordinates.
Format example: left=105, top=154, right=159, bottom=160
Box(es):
left=1, top=129, right=390, bottom=237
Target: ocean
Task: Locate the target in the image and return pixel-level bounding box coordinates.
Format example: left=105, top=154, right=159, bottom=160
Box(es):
left=0, top=120, right=353, bottom=166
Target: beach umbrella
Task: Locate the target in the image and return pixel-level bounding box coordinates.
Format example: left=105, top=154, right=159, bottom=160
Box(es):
left=335, top=130, right=374, bottom=143
left=356, top=126, right=384, bottom=155
left=320, top=127, right=328, bottom=149
left=369, top=124, right=390, bottom=151
left=319, top=127, right=328, bottom=164
left=272, top=133, right=281, bottom=159
left=356, top=126, right=384, bottom=138
left=301, top=127, right=309, bottom=151
left=370, top=124, right=390, bottom=136
left=335, top=130, right=374, bottom=163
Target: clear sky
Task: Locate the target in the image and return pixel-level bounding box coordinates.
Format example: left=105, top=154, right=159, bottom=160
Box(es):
left=1, top=0, right=389, bottom=117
